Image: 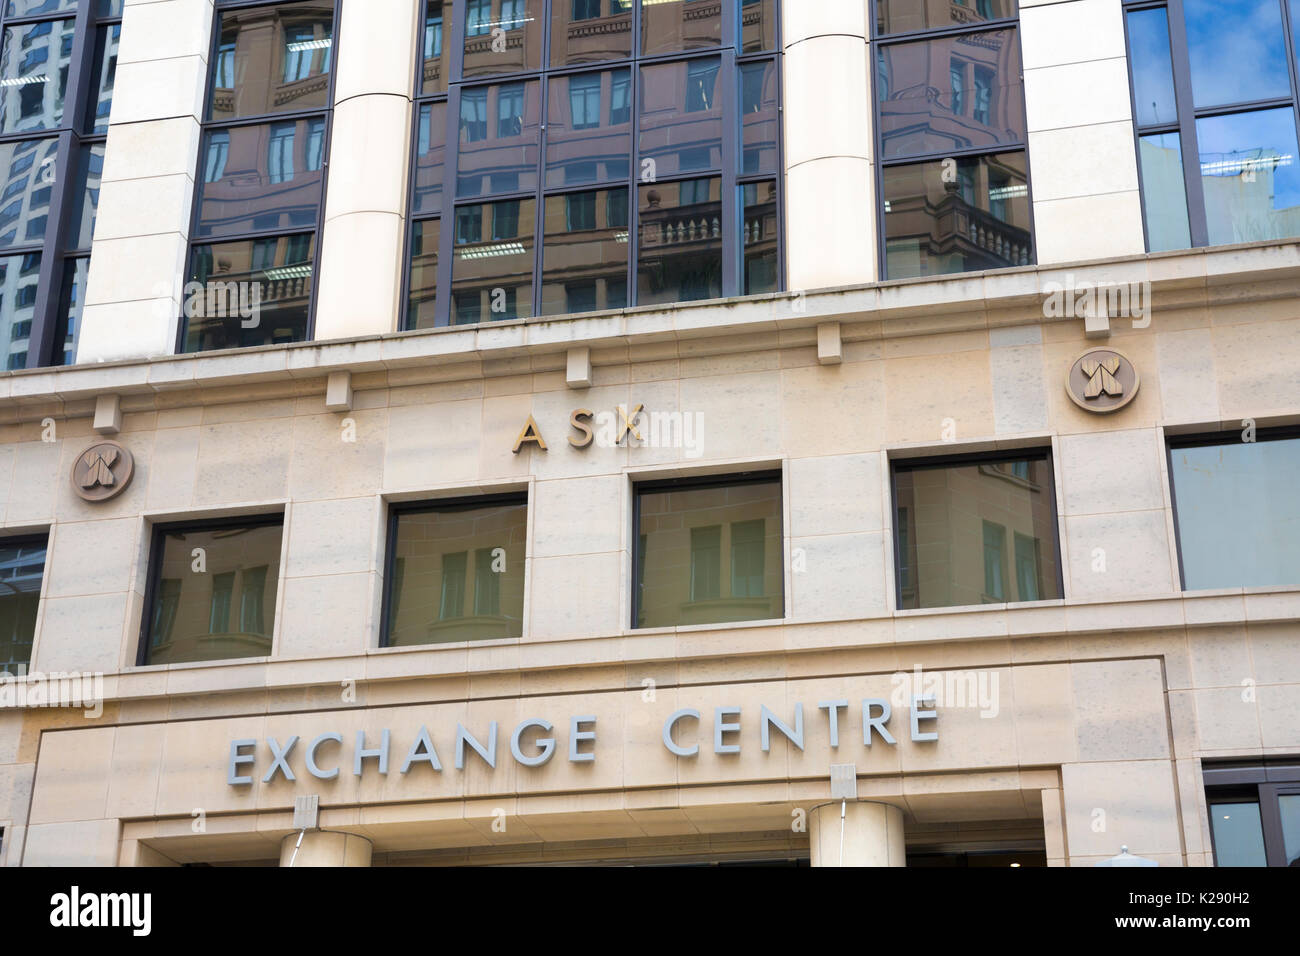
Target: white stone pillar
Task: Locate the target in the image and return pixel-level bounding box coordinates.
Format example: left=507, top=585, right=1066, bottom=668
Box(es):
left=809, top=801, right=906, bottom=867
left=77, top=0, right=215, bottom=362
left=1020, top=0, right=1146, bottom=263
left=279, top=830, right=373, bottom=867
left=311, top=0, right=419, bottom=340
left=782, top=1, right=877, bottom=291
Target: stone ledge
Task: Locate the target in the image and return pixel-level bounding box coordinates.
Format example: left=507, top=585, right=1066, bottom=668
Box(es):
left=4, top=239, right=1300, bottom=411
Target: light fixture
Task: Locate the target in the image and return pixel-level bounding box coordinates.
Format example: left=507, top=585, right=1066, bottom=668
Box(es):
left=988, top=183, right=1028, bottom=201
left=285, top=38, right=332, bottom=53
left=457, top=241, right=527, bottom=260
left=1009, top=862, right=1021, bottom=868
left=262, top=265, right=312, bottom=281
left=0, top=74, right=46, bottom=88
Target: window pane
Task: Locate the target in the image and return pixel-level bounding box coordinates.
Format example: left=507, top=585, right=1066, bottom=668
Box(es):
left=421, top=0, right=449, bottom=95
left=877, top=30, right=1025, bottom=160
left=1196, top=108, right=1300, bottom=246
left=642, top=0, right=721, bottom=57
left=741, top=59, right=778, bottom=175
left=742, top=179, right=778, bottom=295
left=413, top=101, right=447, bottom=216
left=142, top=521, right=283, bottom=666
left=551, top=0, right=632, bottom=66
left=55, top=256, right=89, bottom=365
left=462, top=0, right=542, bottom=78
left=456, top=80, right=540, bottom=198
left=386, top=500, right=527, bottom=646
left=7, top=0, right=77, bottom=13
left=0, top=138, right=58, bottom=249
left=741, top=0, right=778, bottom=53
left=894, top=456, right=1061, bottom=610
left=640, top=57, right=722, bottom=178
left=876, top=0, right=1017, bottom=36
left=541, top=186, right=628, bottom=316
left=882, top=151, right=1033, bottom=279
left=1209, top=800, right=1268, bottom=867
left=638, top=176, right=721, bottom=306
left=546, top=69, right=632, bottom=188
left=1184, top=0, right=1288, bottom=109
left=1138, top=132, right=1192, bottom=252
left=183, top=234, right=314, bottom=353
left=0, top=252, right=39, bottom=369
left=209, top=0, right=335, bottom=121
left=406, top=217, right=440, bottom=330
left=0, top=20, right=75, bottom=134
left=451, top=197, right=535, bottom=324
left=0, top=538, right=44, bottom=676
left=88, top=22, right=120, bottom=134
left=194, top=120, right=325, bottom=240
left=1126, top=7, right=1177, bottom=128
left=69, top=143, right=105, bottom=252
left=95, top=0, right=124, bottom=15
left=637, top=478, right=783, bottom=628
left=1170, top=436, right=1300, bottom=590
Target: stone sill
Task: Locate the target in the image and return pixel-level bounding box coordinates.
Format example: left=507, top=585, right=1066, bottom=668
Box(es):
left=4, top=238, right=1300, bottom=410
left=12, top=585, right=1294, bottom=708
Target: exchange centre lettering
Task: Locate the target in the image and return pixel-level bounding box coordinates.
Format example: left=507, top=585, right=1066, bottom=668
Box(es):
left=228, top=696, right=938, bottom=785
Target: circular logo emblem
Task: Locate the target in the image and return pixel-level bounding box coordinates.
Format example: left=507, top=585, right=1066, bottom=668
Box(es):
left=1066, top=348, right=1140, bottom=414
left=71, top=441, right=135, bottom=503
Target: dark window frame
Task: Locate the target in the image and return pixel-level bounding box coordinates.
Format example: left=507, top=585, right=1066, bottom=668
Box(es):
left=378, top=490, right=529, bottom=649
left=1204, top=760, right=1300, bottom=867
left=1122, top=0, right=1300, bottom=250
left=135, top=511, right=285, bottom=667
left=1165, top=423, right=1300, bottom=591
left=0, top=529, right=50, bottom=675
left=0, top=2, right=122, bottom=367
left=889, top=447, right=1064, bottom=611
left=630, top=468, right=784, bottom=630
left=178, top=0, right=343, bottom=354
left=401, top=0, right=785, bottom=331
left=868, top=1, right=1038, bottom=280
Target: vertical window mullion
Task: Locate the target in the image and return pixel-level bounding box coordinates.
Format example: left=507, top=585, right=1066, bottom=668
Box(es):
left=1164, top=0, right=1209, bottom=246
left=533, top=72, right=548, bottom=319
left=437, top=84, right=461, bottom=327
left=720, top=47, right=738, bottom=297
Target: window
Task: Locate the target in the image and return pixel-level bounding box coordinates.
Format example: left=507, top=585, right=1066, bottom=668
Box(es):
left=634, top=472, right=784, bottom=628
left=873, top=2, right=1032, bottom=279
left=0, top=4, right=120, bottom=367
left=183, top=1, right=335, bottom=354
left=139, top=517, right=284, bottom=666
left=382, top=495, right=528, bottom=646
left=1204, top=762, right=1300, bottom=867
left=0, top=534, right=47, bottom=676
left=405, top=1, right=783, bottom=329
left=1168, top=428, right=1300, bottom=590
left=892, top=451, right=1062, bottom=610
left=1125, top=0, right=1300, bottom=250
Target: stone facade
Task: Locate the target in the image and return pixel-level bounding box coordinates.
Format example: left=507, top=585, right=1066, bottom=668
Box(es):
left=0, top=0, right=1297, bottom=867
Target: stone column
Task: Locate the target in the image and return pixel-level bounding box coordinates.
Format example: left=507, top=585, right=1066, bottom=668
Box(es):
left=78, top=0, right=216, bottom=362
left=312, top=0, right=419, bottom=340
left=808, top=801, right=906, bottom=867
left=782, top=2, right=876, bottom=291
left=279, top=830, right=373, bottom=867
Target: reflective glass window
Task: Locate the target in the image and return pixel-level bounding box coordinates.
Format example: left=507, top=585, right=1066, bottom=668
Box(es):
left=893, top=454, right=1061, bottom=610
left=636, top=475, right=784, bottom=628
left=1170, top=433, right=1300, bottom=590
left=141, top=519, right=283, bottom=666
